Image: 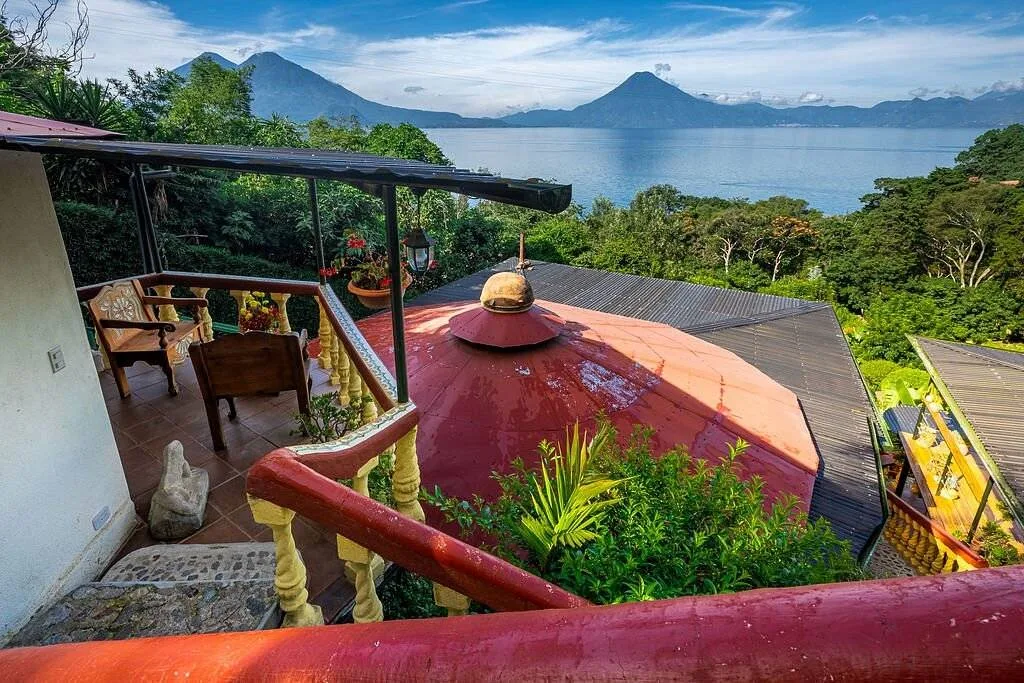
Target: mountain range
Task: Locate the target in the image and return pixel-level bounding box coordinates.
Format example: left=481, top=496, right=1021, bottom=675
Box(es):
left=175, top=52, right=1024, bottom=129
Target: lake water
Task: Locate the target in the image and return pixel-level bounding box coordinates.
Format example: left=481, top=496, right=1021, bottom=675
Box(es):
left=425, top=127, right=985, bottom=215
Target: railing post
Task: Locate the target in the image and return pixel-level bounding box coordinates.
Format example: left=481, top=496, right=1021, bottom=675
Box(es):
left=229, top=290, right=249, bottom=329
left=152, top=285, right=179, bottom=322
left=335, top=339, right=351, bottom=405
left=270, top=293, right=292, bottom=334
left=347, top=365, right=363, bottom=408
left=362, top=389, right=378, bottom=425
left=247, top=495, right=324, bottom=627
left=317, top=300, right=333, bottom=370
left=337, top=457, right=384, bottom=623
left=434, top=583, right=471, bottom=617
left=330, top=336, right=342, bottom=387
left=392, top=426, right=425, bottom=523
left=190, top=287, right=215, bottom=342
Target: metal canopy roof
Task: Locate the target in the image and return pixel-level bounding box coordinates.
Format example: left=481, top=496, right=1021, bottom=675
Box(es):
left=0, top=111, right=121, bottom=138
left=0, top=135, right=572, bottom=212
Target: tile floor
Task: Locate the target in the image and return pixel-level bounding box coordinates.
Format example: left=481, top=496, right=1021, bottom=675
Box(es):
left=102, top=356, right=355, bottom=621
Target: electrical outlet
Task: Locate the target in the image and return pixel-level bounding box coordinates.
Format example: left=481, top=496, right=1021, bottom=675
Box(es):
left=48, top=346, right=66, bottom=373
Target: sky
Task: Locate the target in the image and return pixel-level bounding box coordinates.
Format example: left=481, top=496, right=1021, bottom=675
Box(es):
left=16, top=0, right=1024, bottom=117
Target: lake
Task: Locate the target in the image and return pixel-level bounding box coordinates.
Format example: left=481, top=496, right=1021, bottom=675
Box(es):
left=424, top=127, right=985, bottom=215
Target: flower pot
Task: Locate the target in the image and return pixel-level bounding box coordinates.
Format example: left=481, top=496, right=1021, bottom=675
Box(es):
left=347, top=274, right=411, bottom=310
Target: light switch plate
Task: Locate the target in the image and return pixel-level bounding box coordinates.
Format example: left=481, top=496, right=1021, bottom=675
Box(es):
left=48, top=346, right=66, bottom=373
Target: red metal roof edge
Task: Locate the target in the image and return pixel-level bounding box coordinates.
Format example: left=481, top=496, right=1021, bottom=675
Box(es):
left=0, top=110, right=121, bottom=139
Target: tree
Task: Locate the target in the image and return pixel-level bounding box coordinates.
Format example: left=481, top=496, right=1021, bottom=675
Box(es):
left=702, top=208, right=746, bottom=273
left=925, top=184, right=1014, bottom=288
left=0, top=0, right=88, bottom=77
left=766, top=215, right=816, bottom=281
left=955, top=125, right=1024, bottom=181
left=162, top=57, right=255, bottom=144
left=108, top=68, right=184, bottom=140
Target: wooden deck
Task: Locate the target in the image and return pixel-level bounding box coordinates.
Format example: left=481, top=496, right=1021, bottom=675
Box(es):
left=101, top=357, right=357, bottom=622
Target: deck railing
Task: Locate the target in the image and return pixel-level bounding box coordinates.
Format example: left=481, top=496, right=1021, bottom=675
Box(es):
left=4, top=565, right=1024, bottom=680
left=884, top=491, right=988, bottom=574
left=78, top=271, right=584, bottom=624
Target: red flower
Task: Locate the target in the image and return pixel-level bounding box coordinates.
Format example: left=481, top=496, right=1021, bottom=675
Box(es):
left=428, top=259, right=438, bottom=270
left=379, top=276, right=392, bottom=288
left=319, top=266, right=338, bottom=278
left=347, top=235, right=367, bottom=250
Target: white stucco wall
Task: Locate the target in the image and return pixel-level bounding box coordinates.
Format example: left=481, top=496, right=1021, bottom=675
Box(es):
left=0, top=150, right=135, bottom=642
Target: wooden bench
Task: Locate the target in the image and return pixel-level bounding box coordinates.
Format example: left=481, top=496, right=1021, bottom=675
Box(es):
left=189, top=331, right=311, bottom=451
left=87, top=280, right=206, bottom=398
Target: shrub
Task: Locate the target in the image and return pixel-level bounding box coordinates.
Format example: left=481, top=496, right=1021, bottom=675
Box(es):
left=56, top=201, right=142, bottom=286
left=425, top=422, right=862, bottom=604
left=875, top=367, right=931, bottom=409
left=859, top=359, right=900, bottom=391
left=761, top=275, right=836, bottom=303
left=976, top=521, right=1022, bottom=567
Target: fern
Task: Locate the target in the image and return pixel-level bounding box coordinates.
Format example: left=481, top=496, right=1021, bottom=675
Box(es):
left=519, top=422, right=628, bottom=566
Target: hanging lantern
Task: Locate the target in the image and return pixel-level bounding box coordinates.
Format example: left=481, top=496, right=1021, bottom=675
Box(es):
left=404, top=190, right=435, bottom=274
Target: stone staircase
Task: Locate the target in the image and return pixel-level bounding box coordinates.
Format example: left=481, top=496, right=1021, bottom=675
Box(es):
left=7, top=544, right=281, bottom=647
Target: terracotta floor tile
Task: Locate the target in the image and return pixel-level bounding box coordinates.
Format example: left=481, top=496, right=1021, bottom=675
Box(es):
left=300, top=537, right=344, bottom=597
left=208, top=475, right=248, bottom=516
left=241, top=405, right=294, bottom=434
left=111, top=524, right=163, bottom=565
left=119, top=445, right=156, bottom=473
left=124, top=456, right=163, bottom=498
left=312, top=575, right=356, bottom=624
left=227, top=505, right=264, bottom=539
left=196, top=420, right=260, bottom=453
left=113, top=428, right=136, bottom=451
left=183, top=517, right=247, bottom=545
left=125, top=414, right=180, bottom=446
left=201, top=457, right=240, bottom=489
left=134, top=486, right=156, bottom=518
left=218, top=436, right=276, bottom=472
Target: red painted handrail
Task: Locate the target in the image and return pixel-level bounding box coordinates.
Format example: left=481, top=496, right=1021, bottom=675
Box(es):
left=246, top=450, right=587, bottom=612
left=887, top=491, right=988, bottom=568
left=4, top=566, right=1023, bottom=681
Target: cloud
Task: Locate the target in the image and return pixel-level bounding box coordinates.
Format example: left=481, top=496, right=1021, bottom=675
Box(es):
left=797, top=91, right=825, bottom=104
left=439, top=0, right=490, bottom=10
left=668, top=3, right=801, bottom=22
left=983, top=77, right=1024, bottom=93
left=654, top=63, right=672, bottom=76
left=23, top=0, right=1024, bottom=117
left=857, top=15, right=879, bottom=23
left=404, top=85, right=426, bottom=94
left=908, top=86, right=941, bottom=98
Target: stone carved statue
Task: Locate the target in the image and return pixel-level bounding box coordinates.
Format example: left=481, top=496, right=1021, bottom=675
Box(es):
left=148, top=440, right=210, bottom=540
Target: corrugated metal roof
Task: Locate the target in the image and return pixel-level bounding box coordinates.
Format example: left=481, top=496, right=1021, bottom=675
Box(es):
left=913, top=337, right=1024, bottom=517
left=416, top=260, right=882, bottom=554
left=0, top=135, right=571, bottom=212
left=0, top=110, right=119, bottom=138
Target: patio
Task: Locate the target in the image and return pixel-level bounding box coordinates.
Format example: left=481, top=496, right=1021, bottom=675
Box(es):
left=103, top=356, right=357, bottom=621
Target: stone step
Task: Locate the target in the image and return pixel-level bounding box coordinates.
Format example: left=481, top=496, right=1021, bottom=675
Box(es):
left=7, top=580, right=280, bottom=647
left=102, top=543, right=276, bottom=583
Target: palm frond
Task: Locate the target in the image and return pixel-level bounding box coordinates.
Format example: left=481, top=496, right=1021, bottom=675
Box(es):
left=520, top=421, right=628, bottom=564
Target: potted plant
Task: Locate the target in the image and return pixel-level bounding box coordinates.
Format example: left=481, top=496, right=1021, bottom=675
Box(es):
left=239, top=291, right=282, bottom=333
left=333, top=233, right=411, bottom=309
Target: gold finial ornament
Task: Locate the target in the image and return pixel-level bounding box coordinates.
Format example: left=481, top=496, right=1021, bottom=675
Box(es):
left=480, top=272, right=535, bottom=313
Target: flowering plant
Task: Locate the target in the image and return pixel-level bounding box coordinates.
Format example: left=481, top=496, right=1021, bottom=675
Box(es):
left=239, top=291, right=281, bottom=333
left=350, top=252, right=408, bottom=290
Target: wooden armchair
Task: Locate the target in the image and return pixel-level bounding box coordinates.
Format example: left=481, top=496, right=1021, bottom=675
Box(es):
left=87, top=280, right=207, bottom=398
left=188, top=331, right=311, bottom=451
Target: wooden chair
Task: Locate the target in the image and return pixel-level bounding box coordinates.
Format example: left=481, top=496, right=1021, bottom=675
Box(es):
left=189, top=330, right=311, bottom=451
left=87, top=280, right=207, bottom=398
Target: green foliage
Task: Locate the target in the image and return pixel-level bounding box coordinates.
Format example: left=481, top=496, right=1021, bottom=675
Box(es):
left=760, top=274, right=835, bottom=302
left=378, top=568, right=446, bottom=620
left=955, top=125, right=1024, bottom=181
left=858, top=359, right=900, bottom=391
left=519, top=424, right=627, bottom=567
left=292, top=392, right=370, bottom=443
left=161, top=57, right=256, bottom=144
left=875, top=367, right=931, bottom=409
left=853, top=293, right=949, bottom=363
left=426, top=424, right=861, bottom=604
left=975, top=521, right=1022, bottom=566
left=55, top=202, right=141, bottom=286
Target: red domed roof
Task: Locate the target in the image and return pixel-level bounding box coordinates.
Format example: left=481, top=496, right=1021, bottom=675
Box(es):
left=358, top=300, right=819, bottom=525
